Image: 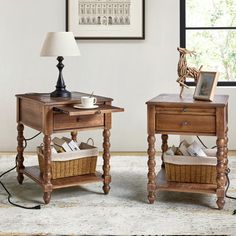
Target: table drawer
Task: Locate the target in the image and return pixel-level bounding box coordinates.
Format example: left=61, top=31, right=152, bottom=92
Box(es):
left=156, top=114, right=216, bottom=134
left=53, top=113, right=104, bottom=131
left=156, top=107, right=216, bottom=115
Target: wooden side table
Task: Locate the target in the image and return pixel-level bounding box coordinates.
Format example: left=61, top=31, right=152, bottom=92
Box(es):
left=16, top=92, right=124, bottom=204
left=146, top=94, right=229, bottom=209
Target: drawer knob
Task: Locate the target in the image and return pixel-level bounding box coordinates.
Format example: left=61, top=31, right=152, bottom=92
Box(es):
left=181, top=121, right=189, bottom=126
left=183, top=108, right=187, bottom=112
left=76, top=117, right=80, bottom=122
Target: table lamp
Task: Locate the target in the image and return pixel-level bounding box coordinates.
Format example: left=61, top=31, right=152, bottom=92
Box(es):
left=40, top=32, right=80, bottom=98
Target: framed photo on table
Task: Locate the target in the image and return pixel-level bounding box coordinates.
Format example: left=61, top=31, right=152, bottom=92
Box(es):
left=66, top=0, right=145, bottom=39
left=193, top=71, right=219, bottom=101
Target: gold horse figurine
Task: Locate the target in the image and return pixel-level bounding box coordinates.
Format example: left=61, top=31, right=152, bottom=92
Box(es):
left=177, top=47, right=203, bottom=97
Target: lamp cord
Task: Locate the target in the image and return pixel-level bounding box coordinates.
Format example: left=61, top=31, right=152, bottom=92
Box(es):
left=0, top=132, right=41, bottom=210
left=196, top=136, right=217, bottom=149
left=197, top=136, right=236, bottom=215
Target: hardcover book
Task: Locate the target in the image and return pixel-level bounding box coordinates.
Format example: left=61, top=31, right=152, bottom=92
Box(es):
left=52, top=137, right=72, bottom=152
left=187, top=141, right=207, bottom=157
left=62, top=137, right=80, bottom=151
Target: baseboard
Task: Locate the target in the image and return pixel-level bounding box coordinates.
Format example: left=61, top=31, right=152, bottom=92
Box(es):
left=1, top=151, right=236, bottom=156
left=0, top=151, right=150, bottom=156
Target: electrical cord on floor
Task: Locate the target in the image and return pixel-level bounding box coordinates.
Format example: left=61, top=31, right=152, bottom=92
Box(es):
left=197, top=136, right=236, bottom=215
left=225, top=168, right=236, bottom=215
left=0, top=131, right=42, bottom=209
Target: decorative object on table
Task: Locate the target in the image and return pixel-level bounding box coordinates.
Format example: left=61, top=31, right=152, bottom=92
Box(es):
left=81, top=96, right=97, bottom=107
left=73, top=94, right=98, bottom=109
left=40, top=32, right=80, bottom=98
left=66, top=0, right=145, bottom=39
left=193, top=71, right=219, bottom=101
left=177, top=47, right=203, bottom=97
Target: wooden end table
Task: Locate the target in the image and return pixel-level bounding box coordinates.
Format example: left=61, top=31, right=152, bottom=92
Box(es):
left=16, top=92, right=124, bottom=204
left=146, top=93, right=229, bottom=209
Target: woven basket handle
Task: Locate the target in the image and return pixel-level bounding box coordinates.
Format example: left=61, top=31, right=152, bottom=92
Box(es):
left=87, top=138, right=94, bottom=146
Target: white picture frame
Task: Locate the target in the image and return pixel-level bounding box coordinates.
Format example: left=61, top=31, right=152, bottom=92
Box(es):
left=193, top=71, right=219, bottom=102
left=66, top=0, right=145, bottom=39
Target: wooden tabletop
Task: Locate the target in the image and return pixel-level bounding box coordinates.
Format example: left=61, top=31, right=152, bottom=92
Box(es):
left=15, top=91, right=113, bottom=105
left=146, top=94, right=229, bottom=107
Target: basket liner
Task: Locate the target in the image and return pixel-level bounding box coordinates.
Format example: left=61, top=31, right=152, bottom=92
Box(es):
left=37, top=142, right=98, bottom=162
left=164, top=149, right=217, bottom=166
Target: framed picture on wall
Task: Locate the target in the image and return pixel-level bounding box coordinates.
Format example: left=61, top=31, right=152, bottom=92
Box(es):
left=193, top=71, right=219, bottom=101
left=66, top=0, right=145, bottom=39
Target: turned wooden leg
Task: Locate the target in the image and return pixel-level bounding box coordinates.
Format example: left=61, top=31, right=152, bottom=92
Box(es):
left=102, top=128, right=111, bottom=195
left=161, top=134, right=168, bottom=168
left=17, top=123, right=25, bottom=184
left=224, top=127, right=229, bottom=171
left=43, top=192, right=51, bottom=204
left=147, top=134, right=156, bottom=204
left=216, top=138, right=227, bottom=210
left=43, top=134, right=52, bottom=204
left=71, top=131, right=78, bottom=142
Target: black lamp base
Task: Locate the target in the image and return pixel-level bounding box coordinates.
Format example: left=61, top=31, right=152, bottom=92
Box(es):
left=50, top=89, right=71, bottom=98
left=50, top=56, right=71, bottom=98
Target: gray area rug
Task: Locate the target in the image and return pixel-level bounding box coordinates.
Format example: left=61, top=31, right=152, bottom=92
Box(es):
left=0, top=154, right=236, bottom=235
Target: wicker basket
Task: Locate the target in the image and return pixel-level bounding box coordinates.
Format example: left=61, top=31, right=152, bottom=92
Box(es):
left=163, top=149, right=217, bottom=184
left=37, top=141, right=98, bottom=179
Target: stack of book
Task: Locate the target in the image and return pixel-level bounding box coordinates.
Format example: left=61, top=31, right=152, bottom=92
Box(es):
left=165, top=140, right=207, bottom=157
left=51, top=137, right=80, bottom=154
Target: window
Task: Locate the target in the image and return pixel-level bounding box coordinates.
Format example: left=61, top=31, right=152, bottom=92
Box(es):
left=180, top=0, right=236, bottom=86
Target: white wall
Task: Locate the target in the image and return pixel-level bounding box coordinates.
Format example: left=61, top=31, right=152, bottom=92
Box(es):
left=0, top=0, right=234, bottom=152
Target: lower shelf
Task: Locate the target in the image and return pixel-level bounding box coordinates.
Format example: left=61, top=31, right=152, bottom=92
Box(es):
left=23, top=166, right=103, bottom=190
left=156, top=169, right=217, bottom=194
